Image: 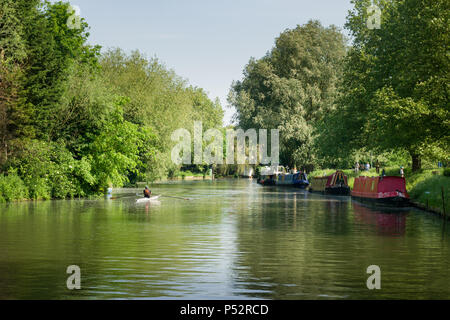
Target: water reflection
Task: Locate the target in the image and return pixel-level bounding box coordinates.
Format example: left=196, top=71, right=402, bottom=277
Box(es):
left=352, top=202, right=407, bottom=236
left=0, top=180, right=449, bottom=299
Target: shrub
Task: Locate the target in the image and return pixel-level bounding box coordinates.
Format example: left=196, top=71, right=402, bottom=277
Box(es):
left=179, top=170, right=193, bottom=177
left=50, top=173, right=75, bottom=199
left=27, top=177, right=52, bottom=200
left=8, top=140, right=93, bottom=199
left=444, top=168, right=450, bottom=177
left=0, top=172, right=29, bottom=201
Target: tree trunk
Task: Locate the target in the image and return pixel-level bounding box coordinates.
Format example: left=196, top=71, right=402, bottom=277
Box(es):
left=411, top=153, right=422, bottom=172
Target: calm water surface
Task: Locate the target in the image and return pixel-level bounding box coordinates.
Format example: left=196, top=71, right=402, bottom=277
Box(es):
left=0, top=179, right=449, bottom=299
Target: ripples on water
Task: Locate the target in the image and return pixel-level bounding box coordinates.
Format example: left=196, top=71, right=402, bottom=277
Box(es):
left=0, top=179, right=449, bottom=299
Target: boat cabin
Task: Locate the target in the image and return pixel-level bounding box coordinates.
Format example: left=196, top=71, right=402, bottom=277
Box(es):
left=309, top=170, right=350, bottom=195
left=351, top=176, right=410, bottom=207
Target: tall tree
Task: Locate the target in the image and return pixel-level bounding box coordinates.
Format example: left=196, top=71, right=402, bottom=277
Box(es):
left=19, top=1, right=100, bottom=140
left=322, top=0, right=449, bottom=171
left=100, top=49, right=223, bottom=179
left=229, top=20, right=347, bottom=169
left=0, top=0, right=30, bottom=165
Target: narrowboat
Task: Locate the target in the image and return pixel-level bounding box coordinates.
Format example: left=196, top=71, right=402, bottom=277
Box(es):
left=309, top=170, right=350, bottom=196
left=351, top=176, right=410, bottom=207
left=257, top=165, right=279, bottom=185
left=257, top=166, right=309, bottom=189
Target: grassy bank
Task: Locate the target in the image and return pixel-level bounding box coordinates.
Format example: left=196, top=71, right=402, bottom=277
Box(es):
left=309, top=168, right=450, bottom=215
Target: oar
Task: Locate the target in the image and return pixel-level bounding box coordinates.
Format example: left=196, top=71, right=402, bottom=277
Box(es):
left=160, top=195, right=191, bottom=201
left=136, top=193, right=191, bottom=201
left=109, top=193, right=135, bottom=200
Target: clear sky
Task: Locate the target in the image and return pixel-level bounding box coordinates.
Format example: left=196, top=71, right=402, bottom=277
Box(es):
left=60, top=0, right=354, bottom=125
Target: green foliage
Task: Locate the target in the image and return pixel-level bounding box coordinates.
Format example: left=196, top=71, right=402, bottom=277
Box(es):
left=0, top=1, right=224, bottom=201
left=0, top=0, right=27, bottom=63
left=0, top=0, right=30, bottom=164
left=7, top=140, right=89, bottom=199
left=100, top=49, right=223, bottom=180
left=179, top=170, right=193, bottom=178
left=48, top=62, right=114, bottom=151
left=0, top=171, right=28, bottom=201
left=87, top=102, right=158, bottom=189
left=319, top=0, right=450, bottom=170
left=229, top=20, right=347, bottom=169
left=444, top=168, right=450, bottom=177
left=17, top=0, right=100, bottom=140
left=408, top=171, right=450, bottom=214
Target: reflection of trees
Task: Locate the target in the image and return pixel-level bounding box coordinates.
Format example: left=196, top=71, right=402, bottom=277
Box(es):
left=232, top=188, right=450, bottom=299
left=1, top=181, right=450, bottom=300
left=231, top=190, right=356, bottom=299
left=0, top=198, right=226, bottom=299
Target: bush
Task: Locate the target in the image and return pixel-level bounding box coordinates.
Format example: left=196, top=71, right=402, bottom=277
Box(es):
left=27, top=177, right=52, bottom=200
left=7, top=140, right=93, bottom=200
left=0, top=173, right=29, bottom=201
left=444, top=168, right=450, bottom=177
left=179, top=170, right=193, bottom=177
left=50, top=173, right=75, bottom=199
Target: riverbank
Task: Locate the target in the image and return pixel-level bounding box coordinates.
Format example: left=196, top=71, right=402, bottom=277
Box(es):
left=309, top=168, right=449, bottom=217
left=0, top=170, right=224, bottom=202
left=2, top=167, right=448, bottom=218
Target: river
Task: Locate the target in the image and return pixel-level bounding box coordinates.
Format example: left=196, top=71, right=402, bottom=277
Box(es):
left=0, top=179, right=449, bottom=299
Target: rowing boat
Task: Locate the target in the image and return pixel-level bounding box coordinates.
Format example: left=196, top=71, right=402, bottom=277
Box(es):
left=136, top=195, right=161, bottom=203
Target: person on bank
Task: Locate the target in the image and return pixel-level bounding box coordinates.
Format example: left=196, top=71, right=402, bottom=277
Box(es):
left=144, top=186, right=152, bottom=198
left=375, top=160, right=380, bottom=174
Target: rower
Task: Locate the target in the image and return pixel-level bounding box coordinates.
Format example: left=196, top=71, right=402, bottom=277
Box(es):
left=143, top=186, right=152, bottom=198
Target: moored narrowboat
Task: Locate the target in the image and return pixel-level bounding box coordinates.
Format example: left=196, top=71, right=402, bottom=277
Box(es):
left=309, top=170, right=350, bottom=196
left=351, top=176, right=410, bottom=207
left=295, top=172, right=309, bottom=189
left=257, top=166, right=309, bottom=188
left=257, top=165, right=280, bottom=185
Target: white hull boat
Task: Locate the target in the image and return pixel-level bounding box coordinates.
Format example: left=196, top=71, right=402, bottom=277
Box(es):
left=136, top=195, right=161, bottom=203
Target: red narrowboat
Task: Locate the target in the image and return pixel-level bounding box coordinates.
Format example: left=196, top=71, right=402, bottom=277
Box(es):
left=351, top=176, right=410, bottom=207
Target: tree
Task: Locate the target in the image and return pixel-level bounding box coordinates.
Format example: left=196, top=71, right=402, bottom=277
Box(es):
left=19, top=1, right=100, bottom=140
left=0, top=0, right=224, bottom=200
left=87, top=102, right=157, bottom=191
left=322, top=0, right=449, bottom=171
left=0, top=0, right=29, bottom=165
left=229, top=20, right=347, bottom=170
left=100, top=49, right=223, bottom=179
